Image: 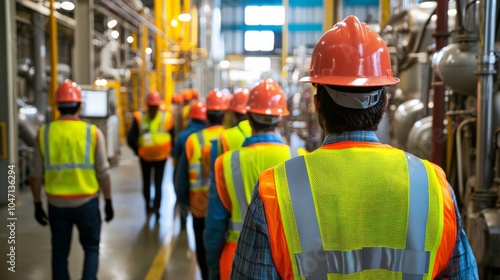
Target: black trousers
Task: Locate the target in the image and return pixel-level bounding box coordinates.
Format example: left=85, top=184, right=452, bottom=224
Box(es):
left=139, top=158, right=167, bottom=211
left=193, top=216, right=208, bottom=280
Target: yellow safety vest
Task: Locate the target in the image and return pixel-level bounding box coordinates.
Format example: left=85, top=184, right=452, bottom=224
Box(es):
left=134, top=111, right=173, bottom=161
left=260, top=143, right=457, bottom=279
left=185, top=125, right=226, bottom=217
left=39, top=120, right=99, bottom=198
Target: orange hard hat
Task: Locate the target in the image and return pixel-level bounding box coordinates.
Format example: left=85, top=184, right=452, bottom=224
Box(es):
left=172, top=93, right=184, bottom=104
left=56, top=80, right=82, bottom=103
left=229, top=88, right=250, bottom=114
left=189, top=101, right=207, bottom=121
left=182, top=88, right=194, bottom=102
left=191, top=88, right=199, bottom=100
left=246, top=79, right=289, bottom=116
left=206, top=89, right=229, bottom=111
left=300, top=15, right=399, bottom=87
left=146, top=90, right=161, bottom=106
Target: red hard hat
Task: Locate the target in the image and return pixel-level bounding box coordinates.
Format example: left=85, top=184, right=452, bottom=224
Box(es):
left=172, top=93, right=184, bottom=104
left=146, top=90, right=161, bottom=106
left=206, top=89, right=229, bottom=111
left=246, top=79, right=289, bottom=116
left=182, top=88, right=194, bottom=102
left=189, top=101, right=207, bottom=121
left=56, top=80, right=82, bottom=103
left=191, top=88, right=199, bottom=100
left=229, top=88, right=250, bottom=114
left=300, top=15, right=399, bottom=87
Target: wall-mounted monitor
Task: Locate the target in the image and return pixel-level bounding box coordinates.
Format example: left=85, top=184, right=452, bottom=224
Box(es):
left=80, top=90, right=108, bottom=118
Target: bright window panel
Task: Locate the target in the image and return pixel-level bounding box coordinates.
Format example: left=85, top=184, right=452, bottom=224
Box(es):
left=245, top=31, right=275, bottom=51
left=245, top=6, right=285, bottom=26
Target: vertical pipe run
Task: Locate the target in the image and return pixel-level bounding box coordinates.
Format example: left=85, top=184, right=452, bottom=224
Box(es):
left=475, top=0, right=497, bottom=194
left=430, top=0, right=449, bottom=168
left=49, top=0, right=58, bottom=121
left=281, top=0, right=288, bottom=80
left=33, top=13, right=47, bottom=117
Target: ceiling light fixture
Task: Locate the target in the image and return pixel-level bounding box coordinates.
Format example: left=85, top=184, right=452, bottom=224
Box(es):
left=60, top=1, right=75, bottom=11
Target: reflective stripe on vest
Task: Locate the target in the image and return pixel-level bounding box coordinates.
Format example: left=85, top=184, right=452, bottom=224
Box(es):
left=229, top=146, right=301, bottom=232
left=285, top=152, right=430, bottom=279
left=189, top=131, right=205, bottom=190
left=137, top=111, right=172, bottom=161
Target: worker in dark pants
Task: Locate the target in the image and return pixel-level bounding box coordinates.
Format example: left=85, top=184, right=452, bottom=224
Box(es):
left=127, top=90, right=174, bottom=218
left=30, top=79, right=114, bottom=280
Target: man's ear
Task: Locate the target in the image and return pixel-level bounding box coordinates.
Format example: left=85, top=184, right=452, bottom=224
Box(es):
left=314, top=93, right=320, bottom=113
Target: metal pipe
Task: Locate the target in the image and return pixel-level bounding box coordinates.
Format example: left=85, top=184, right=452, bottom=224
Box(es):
left=430, top=0, right=449, bottom=168
left=49, top=0, right=58, bottom=121
left=32, top=12, right=47, bottom=117
left=475, top=0, right=497, bottom=194
left=456, top=117, right=476, bottom=204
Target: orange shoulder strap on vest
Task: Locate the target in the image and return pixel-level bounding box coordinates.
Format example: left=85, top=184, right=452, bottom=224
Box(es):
left=258, top=168, right=294, bottom=279
left=215, top=155, right=232, bottom=211
left=430, top=162, right=457, bottom=278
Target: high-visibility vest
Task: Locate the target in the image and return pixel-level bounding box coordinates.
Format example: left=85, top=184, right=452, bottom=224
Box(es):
left=185, top=125, right=226, bottom=217
left=219, top=120, right=252, bottom=154
left=39, top=120, right=99, bottom=198
left=215, top=143, right=308, bottom=280
left=181, top=104, right=191, bottom=129
left=134, top=110, right=173, bottom=161
left=259, top=142, right=457, bottom=279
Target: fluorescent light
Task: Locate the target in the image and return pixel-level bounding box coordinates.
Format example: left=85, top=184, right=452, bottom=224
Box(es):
left=111, top=30, right=119, bottom=39
left=60, top=1, right=75, bottom=11
left=145, top=47, right=152, bottom=55
left=107, top=19, right=117, bottom=29
left=127, top=36, right=134, bottom=43
left=171, top=19, right=178, bottom=27
left=219, top=60, right=230, bottom=69
left=178, top=13, right=191, bottom=22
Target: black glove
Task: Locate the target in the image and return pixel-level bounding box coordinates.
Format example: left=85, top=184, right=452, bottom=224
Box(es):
left=34, top=202, right=49, bottom=226
left=105, top=199, right=114, bottom=223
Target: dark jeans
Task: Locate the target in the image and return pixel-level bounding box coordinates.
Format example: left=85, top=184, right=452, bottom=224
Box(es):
left=193, top=216, right=208, bottom=280
left=140, top=158, right=167, bottom=211
left=48, top=197, right=101, bottom=280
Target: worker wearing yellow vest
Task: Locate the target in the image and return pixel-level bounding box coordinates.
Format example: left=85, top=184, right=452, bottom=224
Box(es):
left=205, top=79, right=308, bottom=280
left=127, top=90, right=174, bottom=218
left=231, top=16, right=479, bottom=279
left=180, top=88, right=197, bottom=130
left=179, top=89, right=228, bottom=280
left=30, top=80, right=114, bottom=280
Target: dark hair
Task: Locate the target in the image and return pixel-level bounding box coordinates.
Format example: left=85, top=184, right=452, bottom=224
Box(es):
left=206, top=110, right=226, bottom=125
left=234, top=112, right=247, bottom=122
left=316, top=85, right=386, bottom=134
left=247, top=113, right=278, bottom=133
left=57, top=103, right=81, bottom=115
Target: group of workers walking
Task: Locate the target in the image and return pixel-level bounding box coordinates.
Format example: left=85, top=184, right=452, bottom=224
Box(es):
left=29, top=15, right=478, bottom=280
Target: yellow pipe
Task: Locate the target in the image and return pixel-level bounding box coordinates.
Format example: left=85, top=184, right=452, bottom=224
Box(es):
left=131, top=32, right=138, bottom=112
left=281, top=0, right=289, bottom=80
left=141, top=9, right=148, bottom=110
left=49, top=0, right=58, bottom=120
left=155, top=0, right=163, bottom=94
left=190, top=5, right=198, bottom=47
left=324, top=0, right=334, bottom=31
left=181, top=0, right=191, bottom=50
left=380, top=0, right=391, bottom=27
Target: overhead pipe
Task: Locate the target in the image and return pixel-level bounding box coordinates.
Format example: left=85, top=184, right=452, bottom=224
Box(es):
left=99, top=0, right=167, bottom=38
left=474, top=0, right=497, bottom=208
left=430, top=0, right=449, bottom=168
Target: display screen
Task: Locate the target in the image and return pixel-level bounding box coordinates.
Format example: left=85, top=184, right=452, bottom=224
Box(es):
left=81, top=90, right=108, bottom=118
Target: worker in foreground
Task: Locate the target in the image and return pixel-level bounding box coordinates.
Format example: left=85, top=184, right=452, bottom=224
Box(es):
left=205, top=79, right=308, bottom=280
left=231, top=16, right=478, bottom=279
left=179, top=89, right=228, bottom=280
left=30, top=80, right=114, bottom=280
left=127, top=90, right=174, bottom=218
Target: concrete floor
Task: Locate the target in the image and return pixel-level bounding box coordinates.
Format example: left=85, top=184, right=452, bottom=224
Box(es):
left=0, top=146, right=201, bottom=280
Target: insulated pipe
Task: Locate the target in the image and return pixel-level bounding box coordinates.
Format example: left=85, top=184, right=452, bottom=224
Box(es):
left=475, top=0, right=497, bottom=194
left=32, top=13, right=47, bottom=117
left=430, top=0, right=449, bottom=168
left=49, top=0, right=58, bottom=121
left=456, top=117, right=476, bottom=204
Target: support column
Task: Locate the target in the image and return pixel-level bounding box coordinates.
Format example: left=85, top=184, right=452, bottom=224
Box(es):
left=74, top=0, right=94, bottom=84
left=0, top=0, right=18, bottom=204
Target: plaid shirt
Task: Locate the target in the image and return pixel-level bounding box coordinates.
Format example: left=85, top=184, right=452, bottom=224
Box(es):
left=230, top=131, right=479, bottom=279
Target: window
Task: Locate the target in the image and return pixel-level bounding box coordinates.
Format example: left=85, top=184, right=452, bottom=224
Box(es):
left=244, top=6, right=285, bottom=26
left=245, top=31, right=275, bottom=51
left=243, top=5, right=284, bottom=54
